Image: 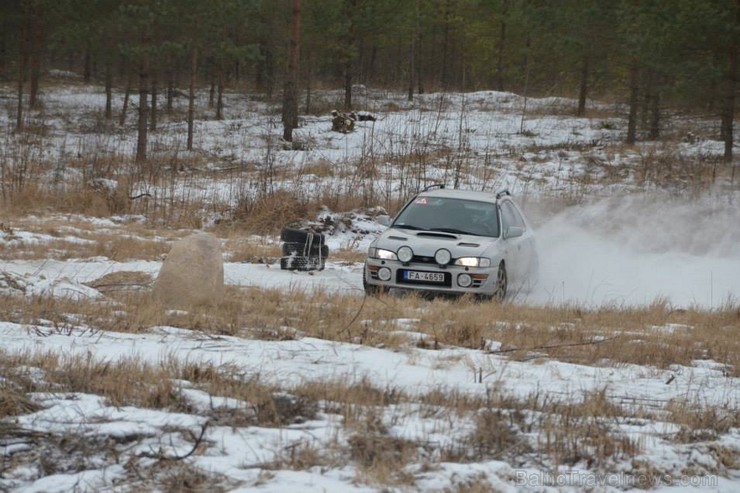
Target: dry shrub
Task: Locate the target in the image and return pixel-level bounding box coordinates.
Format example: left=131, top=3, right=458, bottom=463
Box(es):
left=253, top=392, right=319, bottom=426
left=348, top=432, right=417, bottom=485
left=220, top=235, right=281, bottom=263
left=0, top=214, right=171, bottom=260
left=42, top=353, right=186, bottom=409
left=261, top=439, right=333, bottom=471
left=464, top=408, right=528, bottom=461
left=218, top=286, right=373, bottom=343
left=298, top=377, right=405, bottom=412
left=85, top=271, right=153, bottom=295
left=419, top=388, right=486, bottom=416
left=235, top=190, right=315, bottom=234
left=668, top=398, right=740, bottom=442
left=151, top=463, right=229, bottom=493
left=300, top=159, right=336, bottom=178
left=0, top=383, right=40, bottom=417
left=539, top=391, right=642, bottom=469
left=176, top=360, right=317, bottom=427
left=0, top=347, right=315, bottom=428
left=635, top=146, right=719, bottom=193
left=345, top=405, right=417, bottom=486
left=414, top=298, right=740, bottom=375
left=0, top=185, right=53, bottom=216
left=35, top=434, right=120, bottom=478
left=443, top=474, right=500, bottom=493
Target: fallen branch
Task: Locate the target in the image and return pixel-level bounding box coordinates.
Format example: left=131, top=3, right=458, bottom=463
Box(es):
left=141, top=421, right=209, bottom=461
left=487, top=335, right=621, bottom=355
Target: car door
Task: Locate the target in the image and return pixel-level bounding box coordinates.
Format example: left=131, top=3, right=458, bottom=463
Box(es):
left=499, top=201, right=527, bottom=282
left=504, top=200, right=537, bottom=284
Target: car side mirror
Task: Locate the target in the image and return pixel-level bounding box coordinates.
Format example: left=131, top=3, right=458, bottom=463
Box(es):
left=376, top=215, right=391, bottom=227
left=504, top=226, right=524, bottom=239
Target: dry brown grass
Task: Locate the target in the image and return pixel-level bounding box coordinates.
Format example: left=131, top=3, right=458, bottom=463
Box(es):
left=668, top=398, right=740, bottom=443
left=407, top=297, right=740, bottom=376
left=0, top=215, right=176, bottom=260
left=634, top=146, right=724, bottom=193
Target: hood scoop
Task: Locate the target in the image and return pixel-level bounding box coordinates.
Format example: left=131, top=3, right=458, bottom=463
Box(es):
left=387, top=235, right=407, bottom=241
left=417, top=232, right=457, bottom=239
left=457, top=242, right=480, bottom=248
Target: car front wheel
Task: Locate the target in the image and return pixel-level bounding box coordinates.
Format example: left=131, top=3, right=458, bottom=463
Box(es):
left=493, top=262, right=507, bottom=301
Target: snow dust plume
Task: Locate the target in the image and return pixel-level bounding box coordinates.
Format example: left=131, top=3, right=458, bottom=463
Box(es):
left=524, top=192, right=740, bottom=308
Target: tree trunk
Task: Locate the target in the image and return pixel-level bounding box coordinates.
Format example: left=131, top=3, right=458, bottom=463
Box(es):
left=120, top=75, right=131, bottom=126
left=187, top=48, right=197, bottom=151
left=723, top=48, right=737, bottom=162
left=282, top=0, right=301, bottom=142
left=257, top=43, right=275, bottom=99
left=0, top=17, right=7, bottom=78
left=519, top=34, right=531, bottom=134
left=577, top=55, right=589, bottom=116
left=417, top=32, right=424, bottom=95
left=16, top=54, right=25, bottom=131
left=723, top=1, right=740, bottom=162
left=626, top=63, right=639, bottom=145
left=150, top=74, right=158, bottom=131
left=28, top=6, right=42, bottom=109
left=216, top=67, right=224, bottom=120
left=649, top=83, right=661, bottom=140
left=407, top=21, right=415, bottom=101
left=304, top=53, right=312, bottom=114
left=495, top=0, right=508, bottom=91
left=83, top=46, right=91, bottom=83
left=136, top=57, right=149, bottom=163
left=104, top=59, right=112, bottom=119
left=344, top=63, right=352, bottom=110
left=208, top=66, right=215, bottom=108
left=440, top=0, right=451, bottom=89
left=343, top=0, right=356, bottom=111
left=16, top=15, right=29, bottom=131
left=166, top=71, right=174, bottom=113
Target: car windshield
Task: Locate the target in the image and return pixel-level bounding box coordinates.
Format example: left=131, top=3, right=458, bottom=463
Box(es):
left=392, top=196, right=500, bottom=237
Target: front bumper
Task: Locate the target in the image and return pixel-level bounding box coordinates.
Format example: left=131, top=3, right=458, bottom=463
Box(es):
left=364, top=258, right=495, bottom=295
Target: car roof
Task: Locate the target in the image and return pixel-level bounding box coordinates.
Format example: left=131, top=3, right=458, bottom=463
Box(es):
left=418, top=188, right=503, bottom=203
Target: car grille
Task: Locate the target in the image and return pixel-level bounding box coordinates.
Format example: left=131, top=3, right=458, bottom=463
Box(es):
left=410, top=255, right=436, bottom=264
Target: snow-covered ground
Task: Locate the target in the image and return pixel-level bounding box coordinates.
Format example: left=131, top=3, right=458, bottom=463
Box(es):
left=1, top=82, right=739, bottom=492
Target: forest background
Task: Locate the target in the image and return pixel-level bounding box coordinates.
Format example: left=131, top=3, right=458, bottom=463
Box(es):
left=3, top=0, right=740, bottom=163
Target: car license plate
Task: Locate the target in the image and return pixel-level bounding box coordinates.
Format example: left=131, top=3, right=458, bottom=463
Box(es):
left=403, top=270, right=445, bottom=283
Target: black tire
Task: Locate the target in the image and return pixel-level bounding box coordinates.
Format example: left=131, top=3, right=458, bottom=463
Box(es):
left=282, top=242, right=309, bottom=256
left=280, top=227, right=325, bottom=245
left=282, top=241, right=329, bottom=258
left=280, top=256, right=307, bottom=271
left=280, top=255, right=324, bottom=272
left=493, top=262, right=507, bottom=301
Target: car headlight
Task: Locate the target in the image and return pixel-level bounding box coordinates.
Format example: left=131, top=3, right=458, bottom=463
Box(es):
left=397, top=246, right=413, bottom=263
left=455, top=257, right=491, bottom=268
left=434, top=248, right=452, bottom=265
left=368, top=247, right=397, bottom=260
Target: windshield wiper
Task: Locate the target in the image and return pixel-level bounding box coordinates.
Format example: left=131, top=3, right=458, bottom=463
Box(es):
left=429, top=227, right=479, bottom=236
left=394, top=224, right=427, bottom=231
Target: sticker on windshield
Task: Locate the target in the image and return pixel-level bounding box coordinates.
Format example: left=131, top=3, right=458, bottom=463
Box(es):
left=414, top=197, right=428, bottom=204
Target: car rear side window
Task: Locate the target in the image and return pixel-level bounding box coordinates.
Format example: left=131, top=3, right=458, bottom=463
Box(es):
left=500, top=201, right=525, bottom=230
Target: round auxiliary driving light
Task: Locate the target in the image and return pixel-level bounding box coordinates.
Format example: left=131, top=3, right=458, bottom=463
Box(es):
left=378, top=267, right=392, bottom=281
left=458, top=273, right=473, bottom=287
left=434, top=248, right=452, bottom=265
left=397, top=246, right=413, bottom=263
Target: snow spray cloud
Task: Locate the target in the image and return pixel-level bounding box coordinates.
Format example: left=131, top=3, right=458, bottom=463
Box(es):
left=525, top=192, right=740, bottom=309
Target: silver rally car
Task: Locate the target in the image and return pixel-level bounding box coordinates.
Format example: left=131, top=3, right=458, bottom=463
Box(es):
left=364, top=185, right=538, bottom=300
